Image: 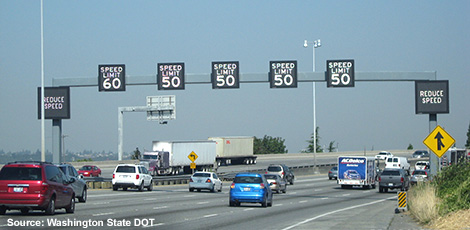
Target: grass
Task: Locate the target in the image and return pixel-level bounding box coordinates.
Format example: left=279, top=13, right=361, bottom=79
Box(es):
left=408, top=182, right=440, bottom=224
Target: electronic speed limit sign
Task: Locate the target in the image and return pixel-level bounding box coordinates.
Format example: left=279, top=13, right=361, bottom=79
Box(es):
left=211, top=61, right=239, bottom=89
left=269, top=60, right=297, bottom=88
left=98, top=64, right=126, bottom=91
left=158, top=63, right=185, bottom=90
left=326, top=60, right=355, bottom=88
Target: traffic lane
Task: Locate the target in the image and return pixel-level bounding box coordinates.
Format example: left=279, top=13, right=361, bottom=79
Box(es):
left=0, top=175, right=398, bottom=230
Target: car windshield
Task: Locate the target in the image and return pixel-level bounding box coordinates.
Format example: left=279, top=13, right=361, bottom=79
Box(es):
left=416, top=162, right=427, bottom=166
left=0, top=167, right=42, bottom=180
left=142, top=155, right=158, bottom=160
left=234, top=176, right=263, bottom=184
left=80, top=166, right=92, bottom=170
left=116, top=166, right=136, bottom=173
left=381, top=170, right=400, bottom=176
left=267, top=166, right=282, bottom=172
left=332, top=167, right=337, bottom=170
left=193, top=173, right=211, bottom=177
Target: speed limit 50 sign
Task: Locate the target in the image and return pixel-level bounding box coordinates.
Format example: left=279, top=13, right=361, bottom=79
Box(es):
left=326, top=60, right=354, bottom=88
left=99, top=64, right=126, bottom=91
left=269, top=60, right=297, bottom=88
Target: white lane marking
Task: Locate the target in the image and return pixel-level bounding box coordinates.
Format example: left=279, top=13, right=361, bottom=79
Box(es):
left=299, top=200, right=308, bottom=203
left=92, top=202, right=109, bottom=205
left=145, top=198, right=157, bottom=201
left=197, top=201, right=209, bottom=205
left=274, top=203, right=283, bottom=207
left=92, top=212, right=114, bottom=216
left=184, top=195, right=196, bottom=198
left=363, top=190, right=371, bottom=193
left=244, top=208, right=254, bottom=211
left=342, top=194, right=350, bottom=196
left=314, top=189, right=322, bottom=191
left=282, top=196, right=397, bottom=230
left=290, top=192, right=297, bottom=195
left=153, top=206, right=168, bottom=210
left=321, top=197, right=329, bottom=200
left=143, top=223, right=165, bottom=228
left=204, top=214, right=218, bottom=218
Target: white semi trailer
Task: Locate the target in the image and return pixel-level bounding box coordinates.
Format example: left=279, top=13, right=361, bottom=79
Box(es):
left=150, top=140, right=217, bottom=175
left=208, top=136, right=257, bottom=166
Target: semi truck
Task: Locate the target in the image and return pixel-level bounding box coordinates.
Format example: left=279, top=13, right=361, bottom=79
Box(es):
left=208, top=136, right=257, bottom=166
left=140, top=141, right=217, bottom=175
left=338, top=156, right=377, bottom=189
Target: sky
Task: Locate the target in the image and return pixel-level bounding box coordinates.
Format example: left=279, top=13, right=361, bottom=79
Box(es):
left=1, top=0, right=469, bottom=155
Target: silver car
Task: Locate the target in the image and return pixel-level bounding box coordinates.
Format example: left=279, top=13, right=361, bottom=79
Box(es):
left=189, top=172, right=222, bottom=192
left=58, top=164, right=88, bottom=202
left=264, top=174, right=287, bottom=194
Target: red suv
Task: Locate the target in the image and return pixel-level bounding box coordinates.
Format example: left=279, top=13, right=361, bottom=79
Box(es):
left=0, top=161, right=75, bottom=215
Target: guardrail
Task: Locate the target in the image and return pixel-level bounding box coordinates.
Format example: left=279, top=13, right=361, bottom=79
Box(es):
left=85, top=163, right=338, bottom=189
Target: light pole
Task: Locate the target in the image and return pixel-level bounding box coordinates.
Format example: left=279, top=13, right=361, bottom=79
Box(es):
left=304, top=39, right=321, bottom=173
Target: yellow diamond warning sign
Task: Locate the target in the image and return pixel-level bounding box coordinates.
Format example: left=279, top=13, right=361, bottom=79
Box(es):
left=423, top=125, right=455, bottom=158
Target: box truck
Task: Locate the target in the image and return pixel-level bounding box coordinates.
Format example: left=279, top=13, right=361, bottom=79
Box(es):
left=208, top=136, right=257, bottom=166
left=338, top=156, right=377, bottom=189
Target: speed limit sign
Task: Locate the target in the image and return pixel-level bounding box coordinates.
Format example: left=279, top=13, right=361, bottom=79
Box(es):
left=157, top=63, right=185, bottom=90
left=98, top=64, right=126, bottom=91
left=326, top=60, right=355, bottom=88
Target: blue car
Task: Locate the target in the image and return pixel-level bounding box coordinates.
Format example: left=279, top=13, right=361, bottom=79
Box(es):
left=229, top=173, right=273, bottom=207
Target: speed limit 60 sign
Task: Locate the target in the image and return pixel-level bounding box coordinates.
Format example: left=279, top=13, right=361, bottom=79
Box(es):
left=158, top=63, right=185, bottom=90
left=326, top=60, right=354, bottom=88
left=212, top=61, right=239, bottom=89
left=269, top=60, right=297, bottom=88
left=99, top=64, right=126, bottom=91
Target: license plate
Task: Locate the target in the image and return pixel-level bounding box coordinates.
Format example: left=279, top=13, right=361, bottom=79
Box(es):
left=13, top=187, right=23, bottom=192
left=243, top=187, right=251, bottom=192
left=388, top=183, right=393, bottom=187
left=121, top=175, right=129, bottom=178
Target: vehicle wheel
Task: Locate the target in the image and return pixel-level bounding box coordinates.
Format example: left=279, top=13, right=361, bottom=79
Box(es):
left=379, top=187, right=383, bottom=193
left=197, top=189, right=201, bottom=192
left=189, top=188, right=194, bottom=192
left=0, top=207, right=6, bottom=215
left=78, top=188, right=87, bottom=202
left=276, top=189, right=280, bottom=194
left=210, top=185, right=215, bottom=193
left=138, top=183, right=144, bottom=192
left=20, top=208, right=29, bottom=214
left=261, top=196, right=268, bottom=207
left=218, top=185, right=222, bottom=192
left=290, top=179, right=294, bottom=185
left=329, top=177, right=332, bottom=180
left=45, top=197, right=55, bottom=215
left=123, top=187, right=128, bottom=191
left=229, top=200, right=235, bottom=207
left=384, top=188, right=388, bottom=193
left=113, top=185, right=118, bottom=191
left=147, top=180, right=153, bottom=191
left=65, top=196, right=75, bottom=213
left=268, top=198, right=273, bottom=207
left=282, top=188, right=287, bottom=193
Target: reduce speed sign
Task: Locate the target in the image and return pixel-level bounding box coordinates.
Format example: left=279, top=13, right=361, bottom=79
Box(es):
left=326, top=60, right=355, bottom=88
left=99, top=64, right=126, bottom=91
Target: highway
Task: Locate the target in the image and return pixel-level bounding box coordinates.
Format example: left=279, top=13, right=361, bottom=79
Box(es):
left=0, top=174, right=400, bottom=230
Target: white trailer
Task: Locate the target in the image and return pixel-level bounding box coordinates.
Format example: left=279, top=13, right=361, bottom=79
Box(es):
left=208, top=136, right=257, bottom=166
left=152, top=140, right=216, bottom=175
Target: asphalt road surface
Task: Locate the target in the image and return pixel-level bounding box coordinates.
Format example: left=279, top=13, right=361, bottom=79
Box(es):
left=0, top=174, right=404, bottom=230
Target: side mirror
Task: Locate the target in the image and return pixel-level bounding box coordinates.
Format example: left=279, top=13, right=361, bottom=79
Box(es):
left=68, top=177, right=76, bottom=184
left=78, top=174, right=84, bottom=179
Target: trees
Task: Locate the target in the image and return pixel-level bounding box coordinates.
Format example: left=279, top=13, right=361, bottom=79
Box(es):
left=253, top=135, right=287, bottom=154
left=304, top=127, right=323, bottom=153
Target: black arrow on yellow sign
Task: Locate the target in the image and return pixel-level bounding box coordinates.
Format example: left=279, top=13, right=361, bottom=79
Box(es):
left=189, top=153, right=196, bottom=161
left=435, top=132, right=445, bottom=151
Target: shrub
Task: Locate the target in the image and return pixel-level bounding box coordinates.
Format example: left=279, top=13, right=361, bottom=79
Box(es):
left=433, top=161, right=470, bottom=214
left=408, top=182, right=440, bottom=224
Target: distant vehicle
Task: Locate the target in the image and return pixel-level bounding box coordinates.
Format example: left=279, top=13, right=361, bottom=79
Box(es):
left=412, top=150, right=429, bottom=158
left=328, top=166, right=338, bottom=180
left=414, top=161, right=429, bottom=170
left=144, top=141, right=216, bottom=175
left=410, top=170, right=429, bottom=185
left=378, top=168, right=410, bottom=192
left=77, top=165, right=101, bottom=177
left=112, top=164, right=153, bottom=191
left=375, top=151, right=393, bottom=160
left=338, top=156, right=377, bottom=189
left=385, top=157, right=410, bottom=170
left=57, top=164, right=88, bottom=203
left=266, top=164, right=295, bottom=185
left=264, top=174, right=287, bottom=194
left=0, top=161, right=75, bottom=215
left=189, top=172, right=222, bottom=192
left=229, top=173, right=273, bottom=207
left=208, top=136, right=257, bottom=166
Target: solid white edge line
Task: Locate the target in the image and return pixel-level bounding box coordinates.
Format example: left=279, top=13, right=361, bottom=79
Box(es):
left=282, top=196, right=397, bottom=230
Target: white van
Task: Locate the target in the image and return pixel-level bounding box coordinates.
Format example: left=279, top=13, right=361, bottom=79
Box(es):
left=385, top=157, right=410, bottom=170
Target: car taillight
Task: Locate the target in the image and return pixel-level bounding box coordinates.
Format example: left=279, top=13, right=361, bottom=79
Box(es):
left=401, top=177, right=404, bottom=182
left=113, top=174, right=115, bottom=179
left=189, top=178, right=193, bottom=182
left=329, top=171, right=332, bottom=173
left=265, top=172, right=268, bottom=174
left=379, top=177, right=381, bottom=182
left=260, top=183, right=265, bottom=189
left=282, top=172, right=285, bottom=176
left=206, top=179, right=212, bottom=183
left=230, top=183, right=235, bottom=189
left=41, top=182, right=49, bottom=192
left=272, top=182, right=277, bottom=184
left=136, top=174, right=140, bottom=180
